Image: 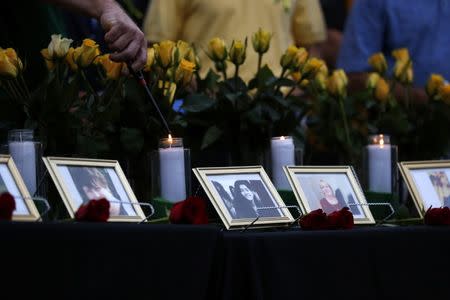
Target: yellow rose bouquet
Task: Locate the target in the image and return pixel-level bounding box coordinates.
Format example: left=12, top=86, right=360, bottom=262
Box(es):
left=176, top=29, right=324, bottom=165
left=0, top=34, right=144, bottom=158
left=362, top=49, right=450, bottom=161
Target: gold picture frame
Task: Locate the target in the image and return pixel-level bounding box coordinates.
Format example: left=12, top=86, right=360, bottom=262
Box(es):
left=0, top=155, right=40, bottom=221
left=43, top=157, right=146, bottom=222
left=398, top=160, right=450, bottom=218
left=284, top=166, right=375, bottom=224
left=193, top=166, right=294, bottom=230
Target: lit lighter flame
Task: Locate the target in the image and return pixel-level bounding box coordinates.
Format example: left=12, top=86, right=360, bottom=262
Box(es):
left=280, top=136, right=285, bottom=140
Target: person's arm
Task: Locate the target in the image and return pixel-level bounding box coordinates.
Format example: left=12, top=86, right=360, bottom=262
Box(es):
left=44, top=0, right=146, bottom=71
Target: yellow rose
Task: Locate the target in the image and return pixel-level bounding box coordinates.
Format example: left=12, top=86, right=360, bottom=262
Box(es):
left=300, top=79, right=310, bottom=88
left=229, top=40, right=247, bottom=66
left=144, top=48, right=155, bottom=72
left=206, top=38, right=227, bottom=62
left=47, top=34, right=73, bottom=58
left=303, top=58, right=324, bottom=77
left=252, top=28, right=272, bottom=54
left=291, top=71, right=302, bottom=82
left=368, top=53, right=387, bottom=74
left=317, top=61, right=328, bottom=77
left=154, top=40, right=175, bottom=68
left=392, top=48, right=410, bottom=62
left=314, top=72, right=327, bottom=91
left=280, top=45, right=298, bottom=69
left=65, top=47, right=78, bottom=71
left=97, top=54, right=124, bottom=80
left=0, top=48, right=21, bottom=78
left=176, top=40, right=195, bottom=63
left=40, top=48, right=55, bottom=71
left=438, top=84, right=450, bottom=105
left=374, top=77, right=390, bottom=103
left=426, top=74, right=445, bottom=98
left=293, top=47, right=308, bottom=69
left=366, top=72, right=380, bottom=89
left=327, top=69, right=348, bottom=97
left=175, top=58, right=196, bottom=85
left=393, top=59, right=413, bottom=84
left=73, top=39, right=100, bottom=68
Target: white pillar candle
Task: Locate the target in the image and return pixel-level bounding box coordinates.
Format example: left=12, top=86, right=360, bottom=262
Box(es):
left=271, top=136, right=295, bottom=190
left=8, top=130, right=37, bottom=196
left=367, top=134, right=392, bottom=193
left=159, top=136, right=186, bottom=202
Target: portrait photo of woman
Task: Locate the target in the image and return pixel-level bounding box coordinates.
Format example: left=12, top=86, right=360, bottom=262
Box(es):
left=318, top=179, right=347, bottom=214
left=207, top=173, right=284, bottom=220
left=67, top=166, right=130, bottom=216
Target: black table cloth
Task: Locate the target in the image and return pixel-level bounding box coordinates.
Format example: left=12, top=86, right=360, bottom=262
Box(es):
left=1, top=223, right=450, bottom=300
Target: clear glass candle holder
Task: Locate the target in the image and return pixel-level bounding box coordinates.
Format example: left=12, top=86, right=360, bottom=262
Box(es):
left=362, top=134, right=398, bottom=194
left=150, top=137, right=191, bottom=203
left=270, top=136, right=303, bottom=191
left=4, top=129, right=46, bottom=197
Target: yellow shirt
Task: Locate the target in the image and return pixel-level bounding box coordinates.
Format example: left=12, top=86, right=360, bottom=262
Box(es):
left=143, top=0, right=326, bottom=81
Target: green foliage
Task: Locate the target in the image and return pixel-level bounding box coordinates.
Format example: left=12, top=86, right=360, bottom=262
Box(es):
left=180, top=63, right=306, bottom=165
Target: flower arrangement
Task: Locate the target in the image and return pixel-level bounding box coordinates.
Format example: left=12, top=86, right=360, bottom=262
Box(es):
left=177, top=29, right=325, bottom=164
left=75, top=198, right=110, bottom=222
left=169, top=196, right=209, bottom=225
left=303, top=48, right=450, bottom=165
left=299, top=207, right=354, bottom=230
left=2, top=31, right=450, bottom=205
left=424, top=207, right=450, bottom=226
left=0, top=192, right=15, bottom=221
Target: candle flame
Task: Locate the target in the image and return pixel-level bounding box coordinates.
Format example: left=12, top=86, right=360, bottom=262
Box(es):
left=168, top=134, right=173, bottom=144
left=280, top=136, right=285, bottom=140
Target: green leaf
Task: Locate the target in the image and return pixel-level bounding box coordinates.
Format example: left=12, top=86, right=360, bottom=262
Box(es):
left=201, top=70, right=220, bottom=90
left=77, top=134, right=110, bottom=156
left=182, top=94, right=215, bottom=113
left=120, top=127, right=144, bottom=155
left=249, top=65, right=276, bottom=89
left=273, top=77, right=296, bottom=88
left=201, top=125, right=223, bottom=149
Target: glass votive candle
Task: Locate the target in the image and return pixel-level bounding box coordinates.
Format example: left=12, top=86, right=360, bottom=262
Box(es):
left=151, top=136, right=191, bottom=203
left=270, top=136, right=303, bottom=190
left=363, top=134, right=398, bottom=194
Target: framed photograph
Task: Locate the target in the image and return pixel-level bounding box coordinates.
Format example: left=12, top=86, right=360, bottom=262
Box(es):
left=193, top=166, right=294, bottom=230
left=0, top=155, right=40, bottom=221
left=284, top=166, right=375, bottom=224
left=398, top=160, right=450, bottom=218
left=43, top=157, right=146, bottom=222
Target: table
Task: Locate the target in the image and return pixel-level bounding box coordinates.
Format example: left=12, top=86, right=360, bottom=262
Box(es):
left=1, top=223, right=449, bottom=300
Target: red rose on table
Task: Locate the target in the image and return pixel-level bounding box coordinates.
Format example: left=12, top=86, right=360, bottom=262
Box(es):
left=299, top=209, right=328, bottom=230
left=328, top=207, right=354, bottom=229
left=424, top=207, right=450, bottom=225
left=169, top=196, right=209, bottom=225
left=75, top=198, right=110, bottom=222
left=0, top=192, right=16, bottom=221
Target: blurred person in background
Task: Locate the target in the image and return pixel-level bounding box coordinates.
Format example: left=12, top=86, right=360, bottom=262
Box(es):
left=316, top=0, right=353, bottom=69
left=143, top=0, right=327, bottom=81
left=337, top=0, right=450, bottom=103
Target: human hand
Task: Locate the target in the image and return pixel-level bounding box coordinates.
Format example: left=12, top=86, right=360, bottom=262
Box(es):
left=100, top=0, right=147, bottom=71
